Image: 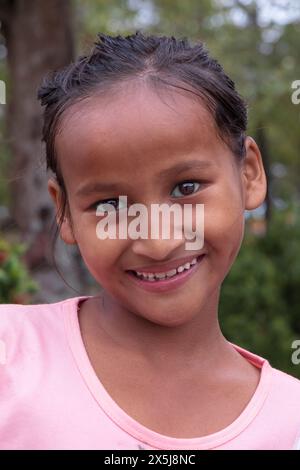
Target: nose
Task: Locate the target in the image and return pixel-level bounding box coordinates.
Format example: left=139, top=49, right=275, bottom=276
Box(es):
left=128, top=200, right=187, bottom=261
left=132, top=207, right=185, bottom=261
left=131, top=232, right=185, bottom=261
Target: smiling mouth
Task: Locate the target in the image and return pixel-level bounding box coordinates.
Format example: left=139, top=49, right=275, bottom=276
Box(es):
left=127, top=255, right=204, bottom=282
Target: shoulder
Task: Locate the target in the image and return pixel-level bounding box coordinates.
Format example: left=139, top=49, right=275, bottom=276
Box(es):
left=0, top=296, right=86, bottom=404
left=0, top=295, right=85, bottom=322
left=0, top=296, right=83, bottom=363
left=232, top=342, right=300, bottom=398
left=0, top=297, right=73, bottom=331
left=0, top=296, right=86, bottom=440
left=270, top=366, right=300, bottom=401
left=270, top=368, right=300, bottom=449
left=231, top=342, right=300, bottom=448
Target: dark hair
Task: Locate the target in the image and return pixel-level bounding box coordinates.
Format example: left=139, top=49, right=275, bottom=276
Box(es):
left=37, top=31, right=248, bottom=246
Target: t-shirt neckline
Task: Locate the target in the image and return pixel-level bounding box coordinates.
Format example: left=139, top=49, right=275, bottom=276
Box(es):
left=63, top=295, right=273, bottom=450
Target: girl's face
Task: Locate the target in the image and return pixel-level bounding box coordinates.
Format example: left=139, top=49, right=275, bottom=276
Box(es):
left=49, top=84, right=266, bottom=326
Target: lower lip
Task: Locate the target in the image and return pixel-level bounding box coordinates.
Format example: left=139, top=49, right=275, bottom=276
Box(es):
left=126, top=255, right=205, bottom=293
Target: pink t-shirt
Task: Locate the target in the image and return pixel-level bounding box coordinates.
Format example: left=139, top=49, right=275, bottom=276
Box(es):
left=0, top=295, right=300, bottom=450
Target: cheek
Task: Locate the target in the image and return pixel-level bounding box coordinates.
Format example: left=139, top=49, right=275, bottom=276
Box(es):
left=198, top=184, right=245, bottom=259
left=73, top=218, right=128, bottom=281
left=202, top=206, right=245, bottom=285
left=205, top=204, right=244, bottom=242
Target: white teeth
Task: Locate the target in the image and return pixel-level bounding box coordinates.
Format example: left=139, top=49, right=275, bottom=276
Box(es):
left=155, top=272, right=167, bottom=280
left=134, top=256, right=199, bottom=281
left=166, top=269, right=177, bottom=278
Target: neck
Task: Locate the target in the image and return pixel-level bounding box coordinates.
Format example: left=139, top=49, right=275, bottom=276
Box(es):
left=89, top=289, right=233, bottom=373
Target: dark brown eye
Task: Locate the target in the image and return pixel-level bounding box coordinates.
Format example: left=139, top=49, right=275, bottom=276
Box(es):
left=93, top=198, right=122, bottom=212
left=171, top=181, right=201, bottom=197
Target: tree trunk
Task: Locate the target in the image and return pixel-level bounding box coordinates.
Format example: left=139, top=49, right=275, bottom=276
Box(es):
left=0, top=0, right=92, bottom=301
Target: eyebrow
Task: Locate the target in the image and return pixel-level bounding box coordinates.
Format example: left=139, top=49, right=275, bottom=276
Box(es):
left=157, top=159, right=215, bottom=179
left=76, top=159, right=214, bottom=197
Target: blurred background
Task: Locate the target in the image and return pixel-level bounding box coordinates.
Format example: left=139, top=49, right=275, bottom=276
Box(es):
left=0, top=0, right=299, bottom=376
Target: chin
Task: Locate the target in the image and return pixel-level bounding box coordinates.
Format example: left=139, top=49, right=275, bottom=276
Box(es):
left=141, top=310, right=196, bottom=328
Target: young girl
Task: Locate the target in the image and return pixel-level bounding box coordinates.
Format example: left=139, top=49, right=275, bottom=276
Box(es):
left=1, top=32, right=300, bottom=450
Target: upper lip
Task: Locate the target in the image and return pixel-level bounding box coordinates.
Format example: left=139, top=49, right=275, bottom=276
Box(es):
left=126, top=253, right=205, bottom=274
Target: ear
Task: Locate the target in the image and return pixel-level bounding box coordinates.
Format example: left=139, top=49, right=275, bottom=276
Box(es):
left=241, top=136, right=267, bottom=210
left=47, top=178, right=77, bottom=245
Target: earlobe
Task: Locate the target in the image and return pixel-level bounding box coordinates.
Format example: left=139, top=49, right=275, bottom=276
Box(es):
left=242, top=136, right=267, bottom=211
left=59, top=217, right=77, bottom=245
left=47, top=178, right=77, bottom=245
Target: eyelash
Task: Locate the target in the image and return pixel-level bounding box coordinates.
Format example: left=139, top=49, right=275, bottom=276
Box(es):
left=171, top=180, right=202, bottom=198
left=90, top=180, right=204, bottom=211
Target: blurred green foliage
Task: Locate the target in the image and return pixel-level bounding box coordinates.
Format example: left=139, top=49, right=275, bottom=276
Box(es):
left=0, top=237, right=38, bottom=304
